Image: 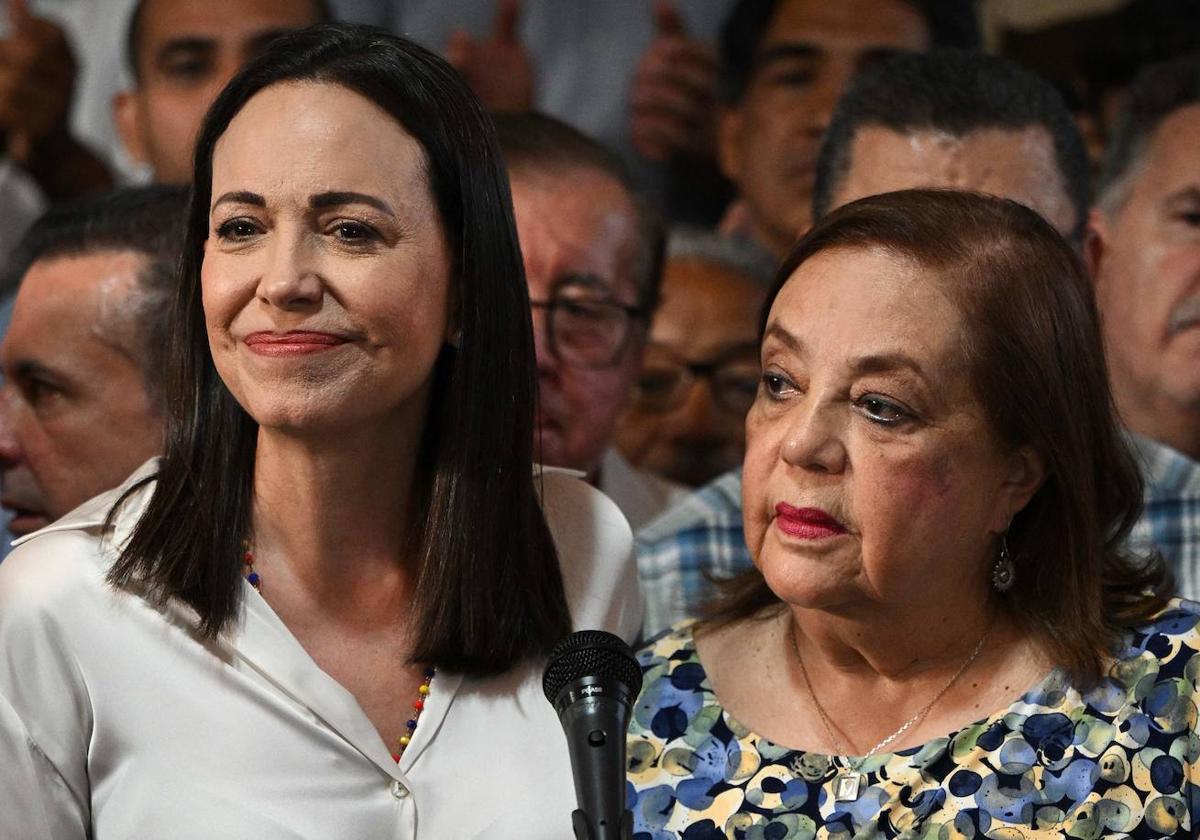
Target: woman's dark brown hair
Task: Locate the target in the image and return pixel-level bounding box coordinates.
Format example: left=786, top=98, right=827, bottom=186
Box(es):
left=107, top=24, right=571, bottom=676
left=708, top=188, right=1170, bottom=684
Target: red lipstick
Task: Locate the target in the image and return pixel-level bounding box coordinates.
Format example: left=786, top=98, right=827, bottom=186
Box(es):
left=774, top=503, right=847, bottom=540
left=244, top=331, right=349, bottom=356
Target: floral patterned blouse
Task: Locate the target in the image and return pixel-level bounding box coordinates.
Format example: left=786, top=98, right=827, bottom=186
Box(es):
left=626, top=601, right=1200, bottom=839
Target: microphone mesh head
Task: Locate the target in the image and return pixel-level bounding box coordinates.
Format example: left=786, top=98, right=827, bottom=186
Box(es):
left=542, top=629, right=644, bottom=703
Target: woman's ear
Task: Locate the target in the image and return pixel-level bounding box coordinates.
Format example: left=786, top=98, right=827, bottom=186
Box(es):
left=993, top=444, right=1047, bottom=532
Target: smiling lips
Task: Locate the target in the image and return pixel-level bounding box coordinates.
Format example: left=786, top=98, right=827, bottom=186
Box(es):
left=774, top=503, right=847, bottom=540
left=244, top=331, right=350, bottom=356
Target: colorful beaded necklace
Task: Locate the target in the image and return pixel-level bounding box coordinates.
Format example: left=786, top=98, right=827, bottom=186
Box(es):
left=243, top=543, right=435, bottom=763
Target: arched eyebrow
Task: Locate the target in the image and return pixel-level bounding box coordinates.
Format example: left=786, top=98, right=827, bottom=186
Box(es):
left=849, top=352, right=927, bottom=380
left=210, top=191, right=396, bottom=217
left=763, top=323, right=930, bottom=378
left=763, top=322, right=802, bottom=353
left=212, top=191, right=264, bottom=211
left=309, top=191, right=395, bottom=217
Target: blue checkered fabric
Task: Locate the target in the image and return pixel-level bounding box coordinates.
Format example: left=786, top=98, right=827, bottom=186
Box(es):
left=635, top=469, right=751, bottom=638
left=636, top=434, right=1200, bottom=638
left=1127, top=433, right=1200, bottom=601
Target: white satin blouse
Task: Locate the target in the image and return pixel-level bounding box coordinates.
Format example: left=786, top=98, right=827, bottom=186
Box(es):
left=0, top=461, right=642, bottom=839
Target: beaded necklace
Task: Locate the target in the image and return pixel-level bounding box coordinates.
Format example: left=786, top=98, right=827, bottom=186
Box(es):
left=243, top=544, right=435, bottom=763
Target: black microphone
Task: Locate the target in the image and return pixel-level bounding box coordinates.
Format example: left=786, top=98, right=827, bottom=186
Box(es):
left=542, top=629, right=644, bottom=840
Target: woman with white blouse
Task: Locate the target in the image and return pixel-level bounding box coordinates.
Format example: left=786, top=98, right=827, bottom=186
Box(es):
left=0, top=24, right=640, bottom=839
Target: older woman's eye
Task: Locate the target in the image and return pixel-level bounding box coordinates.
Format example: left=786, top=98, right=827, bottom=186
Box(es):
left=856, top=394, right=910, bottom=425
left=215, top=218, right=263, bottom=240
left=761, top=372, right=796, bottom=400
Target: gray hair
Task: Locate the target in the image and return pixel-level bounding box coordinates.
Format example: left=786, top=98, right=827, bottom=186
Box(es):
left=666, top=227, right=776, bottom=288
left=1097, top=53, right=1200, bottom=213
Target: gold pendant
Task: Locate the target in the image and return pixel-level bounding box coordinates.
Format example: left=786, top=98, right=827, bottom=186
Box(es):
left=833, top=772, right=862, bottom=801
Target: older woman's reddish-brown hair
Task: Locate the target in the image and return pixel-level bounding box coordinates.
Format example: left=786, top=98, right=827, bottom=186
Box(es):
left=711, top=188, right=1170, bottom=684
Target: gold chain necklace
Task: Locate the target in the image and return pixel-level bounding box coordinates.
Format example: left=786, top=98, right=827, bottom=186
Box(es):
left=788, top=620, right=988, bottom=802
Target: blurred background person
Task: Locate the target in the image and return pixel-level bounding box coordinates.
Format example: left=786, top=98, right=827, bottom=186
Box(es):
left=0, top=26, right=639, bottom=838
left=496, top=112, right=686, bottom=530
left=0, top=0, right=112, bottom=206
left=628, top=189, right=1185, bottom=837
left=113, top=0, right=329, bottom=184
left=714, top=0, right=979, bottom=258
left=0, top=186, right=185, bottom=542
left=637, top=49, right=1100, bottom=636
left=1087, top=55, right=1200, bottom=464
left=615, top=228, right=770, bottom=488
left=336, top=0, right=735, bottom=224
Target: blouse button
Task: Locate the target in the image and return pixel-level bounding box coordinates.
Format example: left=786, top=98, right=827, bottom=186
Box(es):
left=390, top=779, right=410, bottom=799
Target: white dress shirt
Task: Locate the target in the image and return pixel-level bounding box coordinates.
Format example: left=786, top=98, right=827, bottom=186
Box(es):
left=0, top=461, right=642, bottom=839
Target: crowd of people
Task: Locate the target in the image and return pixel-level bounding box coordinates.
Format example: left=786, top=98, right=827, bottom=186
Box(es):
left=0, top=1, right=1197, bottom=838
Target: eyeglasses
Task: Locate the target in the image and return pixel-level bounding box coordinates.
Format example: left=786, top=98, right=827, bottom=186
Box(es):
left=634, top=343, right=761, bottom=417
left=530, top=290, right=644, bottom=370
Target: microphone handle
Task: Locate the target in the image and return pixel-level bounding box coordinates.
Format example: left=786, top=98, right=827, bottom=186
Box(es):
left=561, top=694, right=633, bottom=840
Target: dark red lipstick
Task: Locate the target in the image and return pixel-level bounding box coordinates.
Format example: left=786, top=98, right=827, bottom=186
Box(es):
left=244, top=331, right=350, bottom=356
left=774, top=503, right=847, bottom=540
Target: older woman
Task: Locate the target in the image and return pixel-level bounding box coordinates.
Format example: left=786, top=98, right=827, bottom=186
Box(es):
left=627, top=190, right=1193, bottom=838
left=0, top=24, right=639, bottom=840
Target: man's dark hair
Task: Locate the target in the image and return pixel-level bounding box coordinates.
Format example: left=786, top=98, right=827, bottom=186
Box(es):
left=494, top=112, right=666, bottom=316
left=124, top=0, right=332, bottom=80
left=811, top=49, right=1090, bottom=240
left=111, top=24, right=572, bottom=676
left=719, top=0, right=981, bottom=104
left=1097, top=52, right=1200, bottom=211
left=6, top=185, right=188, bottom=410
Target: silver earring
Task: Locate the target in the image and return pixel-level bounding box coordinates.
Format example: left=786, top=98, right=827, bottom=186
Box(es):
left=992, top=533, right=1015, bottom=593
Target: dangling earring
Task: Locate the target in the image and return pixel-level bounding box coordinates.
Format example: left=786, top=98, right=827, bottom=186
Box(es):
left=992, top=532, right=1015, bottom=593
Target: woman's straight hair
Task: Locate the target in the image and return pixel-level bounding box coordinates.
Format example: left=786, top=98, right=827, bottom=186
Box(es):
left=108, top=24, right=571, bottom=676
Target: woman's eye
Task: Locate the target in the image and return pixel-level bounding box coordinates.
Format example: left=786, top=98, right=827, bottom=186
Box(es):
left=215, top=219, right=261, bottom=240
left=856, top=395, right=910, bottom=425
left=761, top=372, right=796, bottom=400
left=332, top=220, right=378, bottom=242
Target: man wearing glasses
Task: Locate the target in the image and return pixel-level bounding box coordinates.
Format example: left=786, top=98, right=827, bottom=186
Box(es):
left=615, top=229, right=771, bottom=489
left=496, top=113, right=685, bottom=531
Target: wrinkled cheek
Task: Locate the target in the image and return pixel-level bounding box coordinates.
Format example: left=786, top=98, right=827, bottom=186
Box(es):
left=740, top=423, right=780, bottom=561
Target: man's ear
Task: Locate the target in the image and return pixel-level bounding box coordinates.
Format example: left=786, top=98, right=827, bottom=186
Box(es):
left=992, top=445, right=1047, bottom=533
left=113, top=90, right=151, bottom=168
left=1083, top=207, right=1110, bottom=282
left=716, top=105, right=745, bottom=186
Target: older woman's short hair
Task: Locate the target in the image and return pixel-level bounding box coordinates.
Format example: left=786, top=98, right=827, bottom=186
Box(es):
left=712, top=189, right=1168, bottom=683
left=110, top=24, right=570, bottom=676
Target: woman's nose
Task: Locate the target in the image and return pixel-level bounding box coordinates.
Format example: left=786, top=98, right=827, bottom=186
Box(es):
left=780, top=398, right=847, bottom=474
left=257, top=233, right=323, bottom=311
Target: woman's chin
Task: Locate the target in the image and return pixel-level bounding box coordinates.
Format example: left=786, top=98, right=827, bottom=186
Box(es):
left=756, top=550, right=860, bottom=610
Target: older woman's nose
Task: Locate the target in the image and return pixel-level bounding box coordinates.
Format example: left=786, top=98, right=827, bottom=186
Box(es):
left=257, top=235, right=323, bottom=310
left=780, top=401, right=846, bottom=474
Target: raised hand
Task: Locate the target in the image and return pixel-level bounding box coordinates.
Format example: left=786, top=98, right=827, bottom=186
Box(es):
left=630, top=0, right=720, bottom=161
left=445, top=0, right=534, bottom=113
left=0, top=0, right=75, bottom=143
